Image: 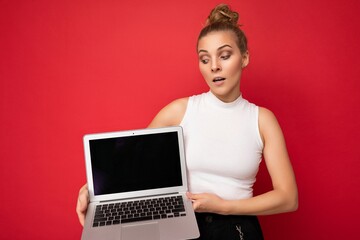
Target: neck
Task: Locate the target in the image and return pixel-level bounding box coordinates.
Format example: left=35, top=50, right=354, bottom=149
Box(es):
left=210, top=90, right=241, bottom=103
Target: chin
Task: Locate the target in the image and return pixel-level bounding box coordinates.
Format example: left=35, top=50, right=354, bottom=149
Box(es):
left=211, top=88, right=240, bottom=102
left=210, top=87, right=229, bottom=95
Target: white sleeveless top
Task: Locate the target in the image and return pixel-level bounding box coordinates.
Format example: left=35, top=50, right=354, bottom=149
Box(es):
left=180, top=91, right=264, bottom=200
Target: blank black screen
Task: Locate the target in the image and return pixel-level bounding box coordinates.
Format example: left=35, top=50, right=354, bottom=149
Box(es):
left=89, top=132, right=183, bottom=196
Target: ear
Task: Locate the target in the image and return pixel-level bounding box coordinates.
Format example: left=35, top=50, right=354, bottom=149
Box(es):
left=241, top=51, right=249, bottom=68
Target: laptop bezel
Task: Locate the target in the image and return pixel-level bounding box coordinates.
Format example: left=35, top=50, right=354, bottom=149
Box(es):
left=83, top=126, right=188, bottom=203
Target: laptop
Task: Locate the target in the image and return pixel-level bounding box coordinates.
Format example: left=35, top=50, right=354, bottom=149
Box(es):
left=81, top=126, right=200, bottom=240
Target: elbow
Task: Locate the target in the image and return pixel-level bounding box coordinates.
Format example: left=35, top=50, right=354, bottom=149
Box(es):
left=288, top=197, right=298, bottom=212
left=285, top=191, right=298, bottom=212
left=276, top=187, right=298, bottom=213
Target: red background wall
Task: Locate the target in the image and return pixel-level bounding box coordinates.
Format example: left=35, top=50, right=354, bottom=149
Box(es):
left=1, top=0, right=359, bottom=239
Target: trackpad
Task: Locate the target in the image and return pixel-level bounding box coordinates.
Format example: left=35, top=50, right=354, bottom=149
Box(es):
left=121, top=222, right=160, bottom=240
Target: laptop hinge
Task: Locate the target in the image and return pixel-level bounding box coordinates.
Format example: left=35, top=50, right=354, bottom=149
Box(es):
left=98, top=192, right=181, bottom=203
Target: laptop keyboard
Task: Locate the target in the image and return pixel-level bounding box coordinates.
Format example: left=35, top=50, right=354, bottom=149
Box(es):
left=92, top=195, right=187, bottom=227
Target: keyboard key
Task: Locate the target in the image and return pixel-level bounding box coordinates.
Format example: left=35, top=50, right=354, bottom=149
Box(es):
left=121, top=216, right=152, bottom=223
left=92, top=195, right=186, bottom=228
left=172, top=207, right=185, bottom=213
left=94, top=217, right=107, bottom=223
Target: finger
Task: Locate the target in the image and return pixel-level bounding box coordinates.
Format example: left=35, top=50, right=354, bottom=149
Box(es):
left=78, top=185, right=89, bottom=210
left=79, top=183, right=88, bottom=194
left=187, top=192, right=205, bottom=200
left=77, top=208, right=85, bottom=227
left=76, top=199, right=85, bottom=226
left=76, top=200, right=86, bottom=226
left=79, top=184, right=89, bottom=199
left=76, top=184, right=89, bottom=226
left=186, top=192, right=193, bottom=199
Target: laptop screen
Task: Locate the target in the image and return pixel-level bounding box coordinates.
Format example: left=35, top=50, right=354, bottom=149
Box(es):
left=89, top=131, right=183, bottom=196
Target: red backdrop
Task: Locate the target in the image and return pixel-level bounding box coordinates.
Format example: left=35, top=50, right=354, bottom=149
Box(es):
left=1, top=0, right=359, bottom=239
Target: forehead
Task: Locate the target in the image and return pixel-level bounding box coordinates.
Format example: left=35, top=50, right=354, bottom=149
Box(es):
left=198, top=30, right=239, bottom=51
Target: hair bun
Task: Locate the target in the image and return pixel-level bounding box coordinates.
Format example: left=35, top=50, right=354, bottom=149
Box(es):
left=206, top=4, right=239, bottom=27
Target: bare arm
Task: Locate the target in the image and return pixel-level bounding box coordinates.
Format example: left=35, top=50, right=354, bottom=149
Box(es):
left=76, top=98, right=188, bottom=226
left=147, top=97, right=188, bottom=128
left=188, top=107, right=298, bottom=215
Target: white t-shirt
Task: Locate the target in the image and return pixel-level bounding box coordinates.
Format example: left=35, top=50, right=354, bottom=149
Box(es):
left=180, top=91, right=264, bottom=200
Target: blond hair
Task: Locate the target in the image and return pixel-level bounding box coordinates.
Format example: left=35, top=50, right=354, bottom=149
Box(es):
left=198, top=4, right=248, bottom=54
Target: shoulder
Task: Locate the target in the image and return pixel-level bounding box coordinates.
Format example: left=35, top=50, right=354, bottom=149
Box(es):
left=258, top=107, right=277, bottom=122
left=258, top=107, right=282, bottom=144
left=164, top=97, right=189, bottom=115
left=147, top=97, right=189, bottom=128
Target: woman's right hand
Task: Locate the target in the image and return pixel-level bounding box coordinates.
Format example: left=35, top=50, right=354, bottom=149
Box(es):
left=76, top=183, right=89, bottom=226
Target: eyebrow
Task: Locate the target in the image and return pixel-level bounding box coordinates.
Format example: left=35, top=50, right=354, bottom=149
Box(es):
left=198, top=44, right=233, bottom=54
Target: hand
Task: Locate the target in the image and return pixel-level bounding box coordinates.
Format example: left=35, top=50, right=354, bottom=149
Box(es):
left=76, top=183, right=89, bottom=226
left=186, top=192, right=227, bottom=214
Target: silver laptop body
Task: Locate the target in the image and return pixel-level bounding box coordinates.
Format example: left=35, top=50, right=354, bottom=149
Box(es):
left=81, top=126, right=199, bottom=240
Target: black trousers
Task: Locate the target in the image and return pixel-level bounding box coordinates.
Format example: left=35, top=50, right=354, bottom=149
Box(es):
left=191, top=213, right=264, bottom=240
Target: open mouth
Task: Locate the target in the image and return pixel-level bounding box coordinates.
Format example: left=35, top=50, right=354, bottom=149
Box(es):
left=213, top=77, right=226, bottom=82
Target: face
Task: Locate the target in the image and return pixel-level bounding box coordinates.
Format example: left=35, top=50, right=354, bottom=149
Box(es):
left=197, top=30, right=249, bottom=102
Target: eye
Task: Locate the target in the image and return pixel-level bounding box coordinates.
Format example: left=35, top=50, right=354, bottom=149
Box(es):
left=200, top=58, right=209, bottom=64
left=220, top=54, right=231, bottom=60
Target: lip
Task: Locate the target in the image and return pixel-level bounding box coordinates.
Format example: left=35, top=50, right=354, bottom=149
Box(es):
left=212, top=77, right=226, bottom=86
left=213, top=77, right=226, bottom=82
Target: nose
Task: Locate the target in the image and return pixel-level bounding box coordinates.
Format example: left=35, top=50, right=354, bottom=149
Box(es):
left=211, top=60, right=221, bottom=72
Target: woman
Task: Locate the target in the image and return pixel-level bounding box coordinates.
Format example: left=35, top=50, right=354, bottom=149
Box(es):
left=77, top=4, right=298, bottom=239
